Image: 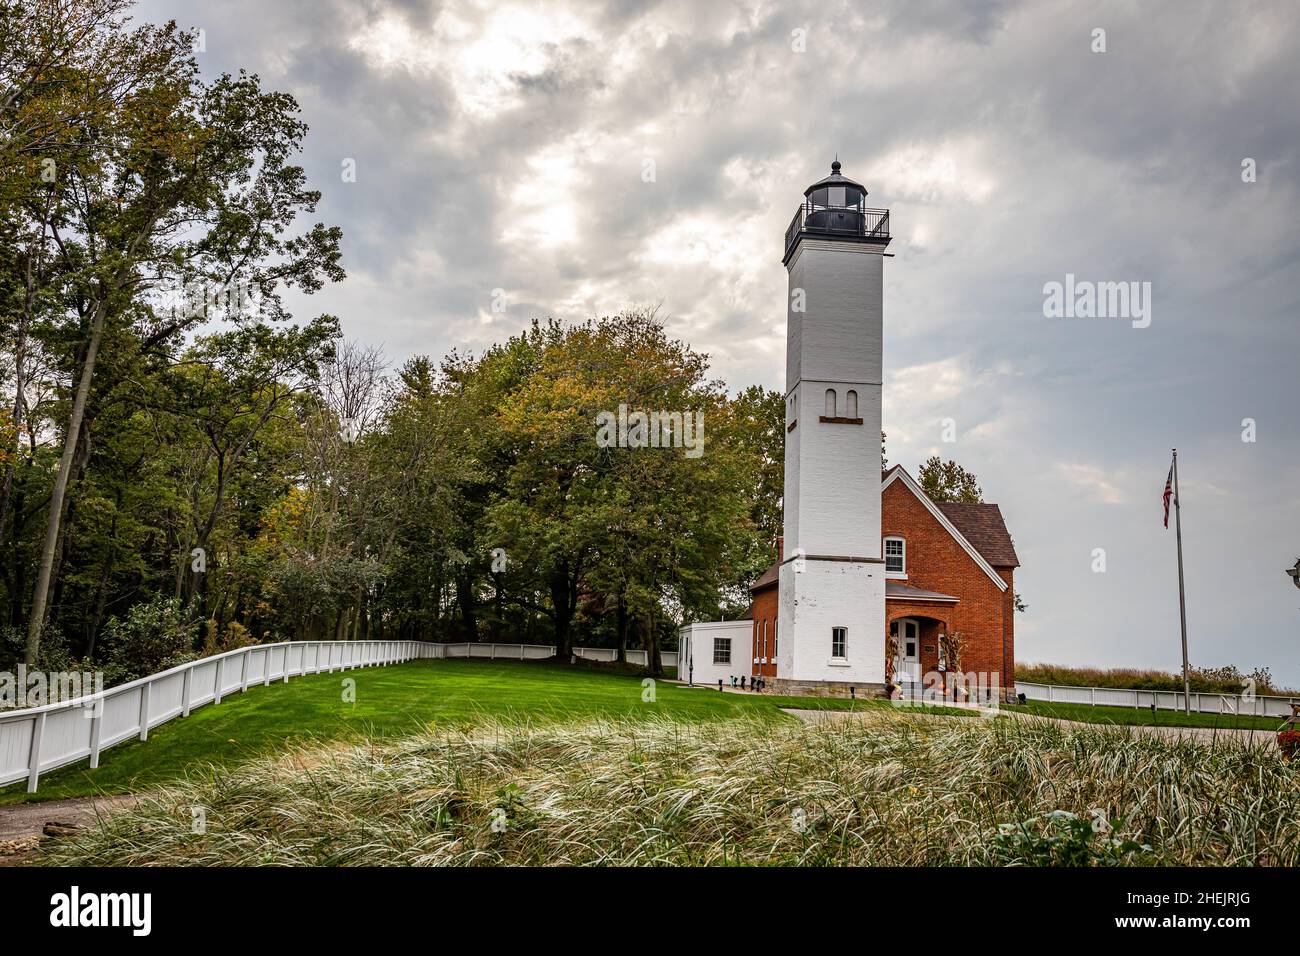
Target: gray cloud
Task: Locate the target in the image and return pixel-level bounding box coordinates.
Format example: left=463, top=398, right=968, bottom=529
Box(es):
left=140, top=0, right=1300, bottom=684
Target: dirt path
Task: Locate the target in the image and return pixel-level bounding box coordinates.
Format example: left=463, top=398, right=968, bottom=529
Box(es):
left=785, top=707, right=1276, bottom=746
left=0, top=794, right=137, bottom=863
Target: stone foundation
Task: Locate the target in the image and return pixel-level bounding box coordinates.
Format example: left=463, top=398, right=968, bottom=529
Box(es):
left=770, top=678, right=888, bottom=699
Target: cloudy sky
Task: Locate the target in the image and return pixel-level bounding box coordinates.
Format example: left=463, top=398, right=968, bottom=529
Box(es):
left=139, top=0, right=1300, bottom=685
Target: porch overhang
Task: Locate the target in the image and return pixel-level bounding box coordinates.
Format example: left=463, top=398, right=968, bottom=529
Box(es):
left=884, top=582, right=960, bottom=604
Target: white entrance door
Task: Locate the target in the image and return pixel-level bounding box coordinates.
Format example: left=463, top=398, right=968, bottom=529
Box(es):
left=893, top=619, right=920, bottom=688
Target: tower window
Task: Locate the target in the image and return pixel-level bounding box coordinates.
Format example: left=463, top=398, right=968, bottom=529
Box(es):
left=884, top=537, right=906, bottom=574
left=846, top=390, right=858, bottom=418
left=831, top=626, right=847, bottom=659
left=824, top=388, right=837, bottom=417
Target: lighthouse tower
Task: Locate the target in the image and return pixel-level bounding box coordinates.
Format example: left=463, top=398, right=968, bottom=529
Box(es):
left=775, top=161, right=891, bottom=691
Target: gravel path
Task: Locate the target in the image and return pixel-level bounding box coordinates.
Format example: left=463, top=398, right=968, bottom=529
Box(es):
left=0, top=794, right=137, bottom=858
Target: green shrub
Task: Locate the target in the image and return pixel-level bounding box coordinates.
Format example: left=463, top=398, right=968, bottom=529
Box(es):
left=0, top=623, right=76, bottom=674
left=993, top=810, right=1152, bottom=866
left=199, top=619, right=258, bottom=657
left=1016, top=662, right=1291, bottom=696
left=100, top=598, right=199, bottom=686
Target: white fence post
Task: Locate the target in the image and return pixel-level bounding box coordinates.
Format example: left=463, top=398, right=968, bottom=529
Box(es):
left=182, top=667, right=194, bottom=717
left=214, top=657, right=224, bottom=706
left=89, top=703, right=104, bottom=769
left=27, top=712, right=46, bottom=793
left=241, top=649, right=251, bottom=692
left=138, top=681, right=152, bottom=742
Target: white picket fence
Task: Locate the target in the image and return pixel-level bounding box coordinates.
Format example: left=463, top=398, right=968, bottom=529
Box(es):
left=428, top=642, right=677, bottom=668
left=1017, top=681, right=1298, bottom=719
left=0, top=640, right=435, bottom=793
left=1, top=639, right=680, bottom=793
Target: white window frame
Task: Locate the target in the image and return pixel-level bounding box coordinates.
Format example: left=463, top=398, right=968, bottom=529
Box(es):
left=712, top=637, right=730, bottom=665
left=830, top=626, right=848, bottom=661
left=884, top=536, right=906, bottom=577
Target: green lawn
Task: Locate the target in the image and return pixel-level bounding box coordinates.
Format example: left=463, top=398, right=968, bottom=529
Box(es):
left=2, top=659, right=912, bottom=804
left=1010, top=699, right=1285, bottom=732
left=14, top=659, right=1270, bottom=807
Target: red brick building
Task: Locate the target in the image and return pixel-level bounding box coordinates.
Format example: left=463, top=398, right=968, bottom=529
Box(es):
left=748, top=465, right=1019, bottom=696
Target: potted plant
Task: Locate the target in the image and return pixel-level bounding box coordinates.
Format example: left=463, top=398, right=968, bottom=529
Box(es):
left=1278, top=729, right=1300, bottom=760
left=1279, top=705, right=1300, bottom=759
left=884, top=630, right=899, bottom=698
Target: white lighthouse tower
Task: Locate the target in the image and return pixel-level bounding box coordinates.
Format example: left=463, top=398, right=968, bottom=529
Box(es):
left=775, top=161, right=891, bottom=692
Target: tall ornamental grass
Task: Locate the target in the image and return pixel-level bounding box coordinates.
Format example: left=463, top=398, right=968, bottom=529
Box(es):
left=33, top=711, right=1300, bottom=866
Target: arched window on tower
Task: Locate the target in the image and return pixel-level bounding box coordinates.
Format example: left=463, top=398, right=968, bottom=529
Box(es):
left=824, top=388, right=837, bottom=418
left=846, top=390, right=858, bottom=418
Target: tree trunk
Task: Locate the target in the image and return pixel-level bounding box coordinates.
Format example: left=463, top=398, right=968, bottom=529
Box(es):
left=85, top=497, right=122, bottom=658
left=0, top=200, right=51, bottom=558
left=490, top=574, right=504, bottom=641
left=549, top=563, right=577, bottom=661
left=615, top=595, right=629, bottom=664
left=645, top=615, right=663, bottom=678
left=26, top=299, right=107, bottom=663
left=456, top=571, right=478, bottom=642
left=46, top=497, right=76, bottom=634
left=0, top=305, right=28, bottom=553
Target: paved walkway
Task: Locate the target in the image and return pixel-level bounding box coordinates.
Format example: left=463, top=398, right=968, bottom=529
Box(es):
left=785, top=707, right=1276, bottom=746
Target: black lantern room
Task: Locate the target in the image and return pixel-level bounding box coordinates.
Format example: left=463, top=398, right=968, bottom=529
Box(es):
left=783, top=159, right=890, bottom=263
left=803, top=159, right=867, bottom=230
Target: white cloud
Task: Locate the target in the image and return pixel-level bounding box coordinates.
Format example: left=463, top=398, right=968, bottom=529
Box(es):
left=1054, top=463, right=1128, bottom=505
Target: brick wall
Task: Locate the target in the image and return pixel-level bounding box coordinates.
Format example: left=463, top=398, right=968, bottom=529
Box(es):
left=882, top=481, right=1015, bottom=696
left=751, top=581, right=778, bottom=677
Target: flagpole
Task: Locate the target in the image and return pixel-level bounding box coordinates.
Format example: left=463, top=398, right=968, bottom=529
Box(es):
left=1172, top=448, right=1191, bottom=715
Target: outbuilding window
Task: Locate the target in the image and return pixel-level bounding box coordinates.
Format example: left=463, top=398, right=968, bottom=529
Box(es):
left=831, top=626, right=847, bottom=659
left=713, top=637, right=731, bottom=665
left=884, top=537, right=905, bottom=574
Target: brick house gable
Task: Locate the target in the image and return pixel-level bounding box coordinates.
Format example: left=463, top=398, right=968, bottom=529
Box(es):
left=881, top=466, right=1016, bottom=695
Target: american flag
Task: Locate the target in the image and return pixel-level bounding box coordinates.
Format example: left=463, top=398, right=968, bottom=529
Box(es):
left=1162, top=462, right=1174, bottom=528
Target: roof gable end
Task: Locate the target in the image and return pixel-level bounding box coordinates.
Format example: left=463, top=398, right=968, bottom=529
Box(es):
left=882, top=467, right=1009, bottom=591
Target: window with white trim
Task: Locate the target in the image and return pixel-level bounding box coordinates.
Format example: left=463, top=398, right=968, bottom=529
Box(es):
left=831, top=626, right=847, bottom=659
left=712, top=637, right=731, bottom=665
left=884, top=536, right=905, bottom=574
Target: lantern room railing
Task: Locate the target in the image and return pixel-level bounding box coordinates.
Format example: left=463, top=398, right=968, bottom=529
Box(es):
left=784, top=202, right=890, bottom=261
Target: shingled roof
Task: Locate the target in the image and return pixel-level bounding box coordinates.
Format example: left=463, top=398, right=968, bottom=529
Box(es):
left=751, top=561, right=779, bottom=592
left=935, top=501, right=1020, bottom=568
